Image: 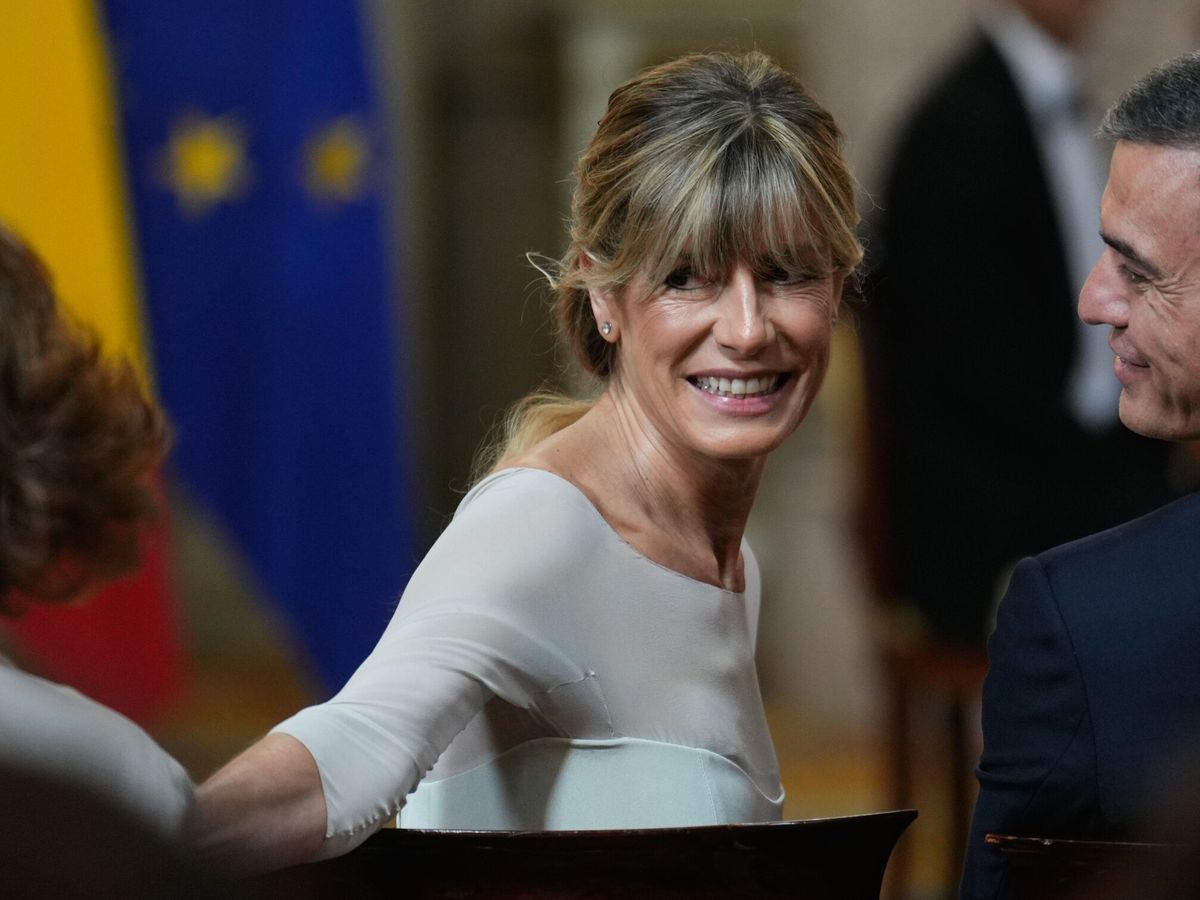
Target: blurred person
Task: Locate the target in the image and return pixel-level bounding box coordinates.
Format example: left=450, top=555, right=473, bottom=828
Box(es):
left=860, top=0, right=1183, bottom=647
left=963, top=50, right=1200, bottom=899
left=190, top=50, right=861, bottom=875
left=0, top=764, right=228, bottom=900
left=0, top=226, right=192, bottom=836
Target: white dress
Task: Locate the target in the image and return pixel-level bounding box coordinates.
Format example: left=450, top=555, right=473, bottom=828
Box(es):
left=0, top=653, right=193, bottom=835
left=275, top=467, right=784, bottom=858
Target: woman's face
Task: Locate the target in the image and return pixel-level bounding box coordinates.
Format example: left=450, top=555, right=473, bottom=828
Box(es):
left=591, top=254, right=842, bottom=463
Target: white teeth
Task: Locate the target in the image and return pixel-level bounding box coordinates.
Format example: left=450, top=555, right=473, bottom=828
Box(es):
left=693, top=375, right=779, bottom=398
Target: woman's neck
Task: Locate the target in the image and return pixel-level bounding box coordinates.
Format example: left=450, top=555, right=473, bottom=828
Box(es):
left=515, top=391, right=764, bottom=592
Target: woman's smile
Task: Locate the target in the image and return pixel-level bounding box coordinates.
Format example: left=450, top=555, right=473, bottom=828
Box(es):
left=686, top=372, right=788, bottom=399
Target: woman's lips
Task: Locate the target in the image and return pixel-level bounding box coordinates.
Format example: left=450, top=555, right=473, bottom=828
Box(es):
left=687, top=373, right=785, bottom=398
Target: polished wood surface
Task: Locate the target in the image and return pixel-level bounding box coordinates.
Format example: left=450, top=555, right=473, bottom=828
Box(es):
left=257, top=810, right=917, bottom=899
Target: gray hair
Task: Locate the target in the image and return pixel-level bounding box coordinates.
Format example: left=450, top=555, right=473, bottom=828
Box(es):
left=1101, top=50, right=1200, bottom=150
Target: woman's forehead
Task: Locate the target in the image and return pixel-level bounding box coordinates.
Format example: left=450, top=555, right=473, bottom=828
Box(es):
left=658, top=229, right=832, bottom=271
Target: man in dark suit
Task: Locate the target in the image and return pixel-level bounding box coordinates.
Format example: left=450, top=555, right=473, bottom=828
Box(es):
left=962, top=50, right=1200, bottom=899
left=861, top=0, right=1180, bottom=647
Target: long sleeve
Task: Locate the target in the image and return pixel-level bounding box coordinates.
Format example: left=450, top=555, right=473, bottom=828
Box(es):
left=961, top=556, right=1100, bottom=899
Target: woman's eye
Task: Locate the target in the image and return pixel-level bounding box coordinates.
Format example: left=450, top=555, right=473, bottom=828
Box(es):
left=762, top=266, right=794, bottom=284
left=664, top=267, right=708, bottom=290
left=759, top=265, right=816, bottom=286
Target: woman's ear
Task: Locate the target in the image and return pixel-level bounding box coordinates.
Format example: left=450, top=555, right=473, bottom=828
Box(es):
left=829, top=271, right=845, bottom=326
left=588, top=287, right=619, bottom=342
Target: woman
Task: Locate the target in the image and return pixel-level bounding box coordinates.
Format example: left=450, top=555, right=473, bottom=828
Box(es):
left=0, top=226, right=192, bottom=835
left=192, top=50, right=861, bottom=873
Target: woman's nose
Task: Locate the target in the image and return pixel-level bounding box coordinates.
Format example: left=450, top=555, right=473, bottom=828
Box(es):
left=714, top=266, right=771, bottom=355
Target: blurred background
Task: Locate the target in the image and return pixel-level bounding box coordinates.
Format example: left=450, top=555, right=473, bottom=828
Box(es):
left=0, top=2, right=1195, bottom=897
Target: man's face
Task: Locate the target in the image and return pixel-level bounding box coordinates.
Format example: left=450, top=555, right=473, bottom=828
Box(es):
left=1079, top=140, right=1200, bottom=440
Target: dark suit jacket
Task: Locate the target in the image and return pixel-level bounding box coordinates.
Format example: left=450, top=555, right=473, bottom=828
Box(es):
left=861, top=34, right=1177, bottom=645
left=962, top=491, right=1200, bottom=899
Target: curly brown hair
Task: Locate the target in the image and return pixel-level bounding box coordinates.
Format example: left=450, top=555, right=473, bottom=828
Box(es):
left=0, top=228, right=167, bottom=609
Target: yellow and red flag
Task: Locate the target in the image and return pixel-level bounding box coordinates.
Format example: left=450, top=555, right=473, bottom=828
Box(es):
left=0, top=2, right=185, bottom=723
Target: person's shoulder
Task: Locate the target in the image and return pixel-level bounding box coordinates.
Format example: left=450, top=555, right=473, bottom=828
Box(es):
left=454, top=467, right=605, bottom=536
left=1027, top=492, right=1200, bottom=625
left=414, top=467, right=612, bottom=593
left=0, top=661, right=119, bottom=736
left=1041, top=492, right=1200, bottom=570
left=0, top=662, right=167, bottom=761
left=0, top=663, right=192, bottom=833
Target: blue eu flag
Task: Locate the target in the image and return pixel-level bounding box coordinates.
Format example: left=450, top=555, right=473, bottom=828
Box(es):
left=101, top=0, right=414, bottom=692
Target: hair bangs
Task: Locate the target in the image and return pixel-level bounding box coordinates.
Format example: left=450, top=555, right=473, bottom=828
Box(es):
left=616, top=122, right=848, bottom=299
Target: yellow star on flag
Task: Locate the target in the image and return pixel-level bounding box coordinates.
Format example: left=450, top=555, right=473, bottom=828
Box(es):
left=159, top=112, right=250, bottom=218
left=303, top=117, right=370, bottom=204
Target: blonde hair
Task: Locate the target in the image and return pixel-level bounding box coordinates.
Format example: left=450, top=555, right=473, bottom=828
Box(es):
left=478, top=50, right=862, bottom=479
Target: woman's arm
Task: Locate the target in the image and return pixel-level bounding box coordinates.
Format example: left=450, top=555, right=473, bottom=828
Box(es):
left=188, top=732, right=327, bottom=876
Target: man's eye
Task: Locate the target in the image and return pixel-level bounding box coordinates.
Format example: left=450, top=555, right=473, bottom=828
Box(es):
left=1121, top=266, right=1149, bottom=286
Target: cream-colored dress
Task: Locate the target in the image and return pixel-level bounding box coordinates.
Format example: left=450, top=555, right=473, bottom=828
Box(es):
left=275, top=468, right=784, bottom=858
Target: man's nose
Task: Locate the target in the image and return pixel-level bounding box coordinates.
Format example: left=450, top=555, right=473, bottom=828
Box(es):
left=1078, top=249, right=1130, bottom=329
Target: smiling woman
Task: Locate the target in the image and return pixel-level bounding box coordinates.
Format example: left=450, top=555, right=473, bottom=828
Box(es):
left=191, top=50, right=863, bottom=876
left=517, top=51, right=857, bottom=387
left=578, top=256, right=843, bottom=468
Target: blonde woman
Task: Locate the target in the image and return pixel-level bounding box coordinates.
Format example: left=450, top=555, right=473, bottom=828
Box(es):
left=192, top=50, right=862, bottom=874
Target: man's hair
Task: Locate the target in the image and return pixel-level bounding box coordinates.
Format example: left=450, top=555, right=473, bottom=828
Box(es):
left=1101, top=50, right=1200, bottom=151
